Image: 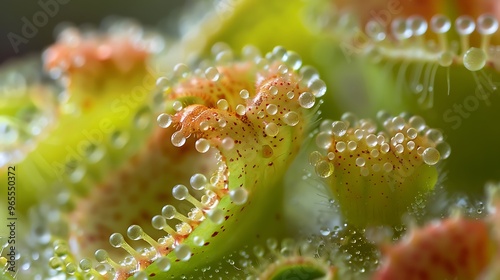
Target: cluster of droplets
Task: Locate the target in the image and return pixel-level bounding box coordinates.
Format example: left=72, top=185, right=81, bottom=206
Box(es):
left=77, top=171, right=249, bottom=279
left=310, top=111, right=450, bottom=180
left=312, top=224, right=387, bottom=277
left=0, top=58, right=60, bottom=167
left=307, top=111, right=451, bottom=227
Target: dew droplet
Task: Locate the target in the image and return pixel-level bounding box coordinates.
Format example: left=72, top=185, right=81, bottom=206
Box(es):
left=422, top=147, right=440, bottom=165
left=215, top=50, right=233, bottom=64
left=156, top=257, right=171, bottom=271
left=394, top=132, right=405, bottom=143
left=253, top=245, right=264, bottom=258
left=392, top=116, right=406, bottom=130
left=239, top=89, right=250, bottom=99
left=320, top=227, right=331, bottom=236
left=195, top=138, right=210, bottom=153
left=272, top=46, right=287, bottom=60
left=409, top=115, right=426, bottom=131
left=156, top=76, right=170, bottom=90
left=425, top=128, right=443, bottom=143
left=218, top=118, right=227, bottom=128
left=172, top=184, right=189, bottom=200
left=477, top=14, right=499, bottom=35
left=49, top=257, right=64, bottom=270
left=316, top=132, right=332, bottom=149
left=395, top=144, right=404, bottom=154
left=336, top=141, right=346, bottom=152
left=235, top=104, right=246, bottom=115
left=315, top=160, right=334, bottom=178
left=348, top=140, right=357, bottom=151
left=356, top=157, right=365, bottom=167
left=341, top=112, right=358, bottom=127
left=278, top=64, right=289, bottom=74
left=298, top=92, right=315, bottom=108
left=438, top=51, right=454, bottom=67
left=360, top=168, right=370, bottom=177
left=171, top=131, right=186, bottom=147
left=383, top=162, right=393, bottom=172
left=221, top=137, right=234, bottom=150
left=94, top=249, right=109, bottom=263
left=309, top=79, right=327, bottom=97
left=172, top=101, right=183, bottom=112
left=162, top=205, right=177, bottom=219
left=380, top=143, right=390, bottom=153
left=134, top=107, right=151, bottom=129
left=436, top=142, right=451, bottom=159
left=309, top=151, right=323, bottom=166
left=285, top=51, right=302, bottom=70
left=366, top=134, right=377, bottom=147
left=266, top=104, right=278, bottom=115
left=300, top=65, right=319, bottom=82
left=391, top=17, right=411, bottom=40
left=79, top=259, right=92, bottom=272
left=331, top=121, right=347, bottom=137
left=283, top=111, right=299, bottom=126
left=230, top=187, right=248, bottom=205
left=455, top=15, right=475, bottom=35
left=407, top=15, right=428, bottom=36
left=365, top=20, right=386, bottom=41
left=109, top=233, right=124, bottom=248
left=430, top=14, right=451, bottom=34
left=406, top=127, right=418, bottom=139
left=174, top=63, right=190, bottom=78
left=152, top=215, right=167, bottom=229
left=242, top=45, right=261, bottom=61
left=127, top=225, right=143, bottom=240
left=407, top=141, right=415, bottom=151
left=217, top=99, right=229, bottom=110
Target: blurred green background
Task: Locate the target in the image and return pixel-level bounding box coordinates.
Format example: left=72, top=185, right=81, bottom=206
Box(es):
left=0, top=0, right=195, bottom=64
